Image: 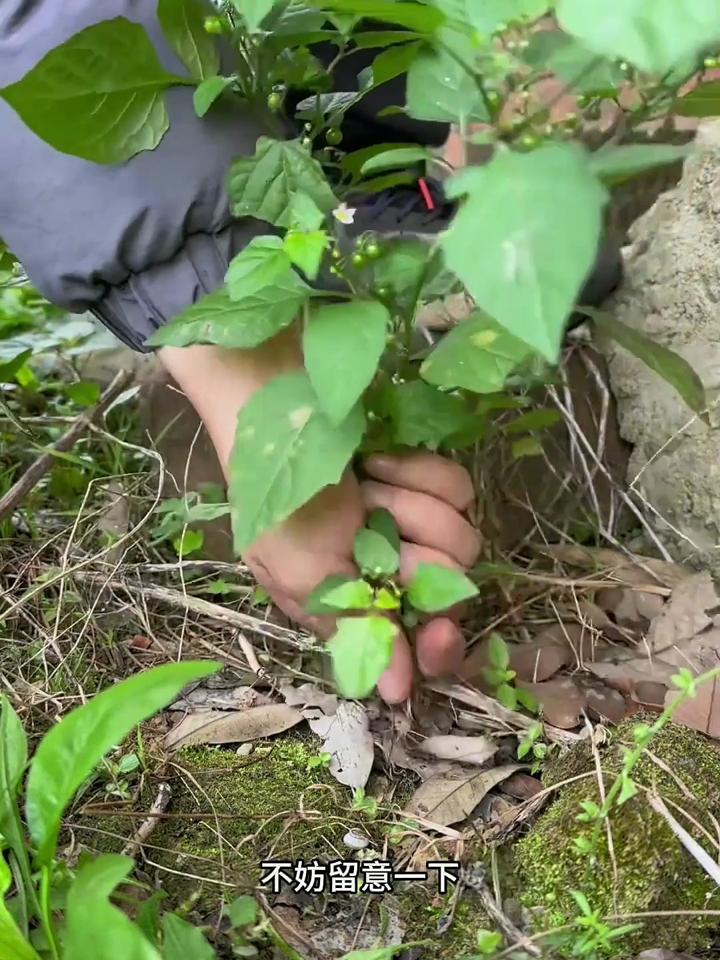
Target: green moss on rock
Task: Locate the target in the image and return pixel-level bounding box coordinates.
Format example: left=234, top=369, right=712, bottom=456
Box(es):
left=514, top=718, right=720, bottom=955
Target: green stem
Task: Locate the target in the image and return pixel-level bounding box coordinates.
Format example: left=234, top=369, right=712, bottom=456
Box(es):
left=39, top=867, right=60, bottom=960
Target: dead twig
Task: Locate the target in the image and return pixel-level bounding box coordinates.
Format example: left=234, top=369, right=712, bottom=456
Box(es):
left=0, top=370, right=132, bottom=522
left=461, top=863, right=541, bottom=957
left=122, top=781, right=172, bottom=858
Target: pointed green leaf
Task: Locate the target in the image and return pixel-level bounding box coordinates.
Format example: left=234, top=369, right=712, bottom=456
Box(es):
left=318, top=578, right=374, bottom=610
left=382, top=380, right=477, bottom=448
left=65, top=855, right=161, bottom=960
left=304, top=301, right=389, bottom=424
left=442, top=144, right=607, bottom=360
left=421, top=313, right=532, bottom=393
left=676, top=81, right=720, bottom=117
left=194, top=75, right=234, bottom=117
left=306, top=574, right=356, bottom=615
left=230, top=372, right=364, bottom=550
left=158, top=0, right=220, bottom=80
left=26, top=661, right=219, bottom=864
left=284, top=230, right=329, bottom=280
left=406, top=30, right=488, bottom=123
left=590, top=309, right=707, bottom=415
left=588, top=144, right=692, bottom=185
left=0, top=856, right=38, bottom=960
left=354, top=528, right=400, bottom=578
left=229, top=137, right=337, bottom=228
left=318, top=0, right=444, bottom=33
left=163, top=913, right=216, bottom=960
left=226, top=236, right=303, bottom=300
left=149, top=281, right=308, bottom=350
left=329, top=616, right=397, bottom=699
left=557, top=0, right=720, bottom=75
left=488, top=633, right=510, bottom=670
left=371, top=42, right=424, bottom=86
left=230, top=0, right=282, bottom=31
left=361, top=147, right=431, bottom=175
left=225, top=896, right=258, bottom=929
left=368, top=508, right=401, bottom=554
left=0, top=697, right=27, bottom=862
left=0, top=19, right=182, bottom=164
left=407, top=563, right=479, bottom=613
left=430, top=0, right=549, bottom=32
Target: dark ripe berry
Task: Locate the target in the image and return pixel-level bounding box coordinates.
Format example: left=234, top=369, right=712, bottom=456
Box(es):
left=351, top=253, right=365, bottom=268
left=267, top=92, right=283, bottom=112
left=365, top=241, right=381, bottom=259
left=203, top=15, right=224, bottom=34
left=326, top=127, right=343, bottom=145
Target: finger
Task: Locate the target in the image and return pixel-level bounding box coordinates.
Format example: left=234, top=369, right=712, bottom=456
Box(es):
left=362, top=481, right=481, bottom=568
left=415, top=617, right=466, bottom=677
left=263, top=586, right=336, bottom=638
left=377, top=627, right=414, bottom=704
left=363, top=451, right=475, bottom=512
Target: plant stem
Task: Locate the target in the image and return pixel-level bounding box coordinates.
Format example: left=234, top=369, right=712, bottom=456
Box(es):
left=39, top=866, right=60, bottom=960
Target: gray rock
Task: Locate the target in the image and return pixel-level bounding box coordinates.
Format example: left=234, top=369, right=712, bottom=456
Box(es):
left=602, top=121, right=720, bottom=571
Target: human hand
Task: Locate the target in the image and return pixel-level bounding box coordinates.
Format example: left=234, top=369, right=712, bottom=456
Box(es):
left=244, top=450, right=480, bottom=703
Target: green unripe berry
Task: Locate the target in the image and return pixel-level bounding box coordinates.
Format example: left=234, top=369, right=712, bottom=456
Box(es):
left=520, top=134, right=538, bottom=149
left=326, top=127, right=343, bottom=146
left=376, top=286, right=390, bottom=298
left=331, top=248, right=342, bottom=261
left=301, top=136, right=312, bottom=148
left=351, top=253, right=365, bottom=268
left=203, top=15, right=224, bottom=34
left=365, top=241, right=381, bottom=259
left=267, top=91, right=283, bottom=112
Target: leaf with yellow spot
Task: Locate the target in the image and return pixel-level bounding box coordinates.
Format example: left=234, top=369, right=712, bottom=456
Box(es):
left=421, top=312, right=532, bottom=393
left=230, top=372, right=365, bottom=550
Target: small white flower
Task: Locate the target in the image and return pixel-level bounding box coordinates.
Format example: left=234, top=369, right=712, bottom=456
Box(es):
left=333, top=202, right=356, bottom=225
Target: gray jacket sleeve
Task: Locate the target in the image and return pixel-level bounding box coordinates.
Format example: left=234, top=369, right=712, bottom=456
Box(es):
left=0, top=0, right=268, bottom=351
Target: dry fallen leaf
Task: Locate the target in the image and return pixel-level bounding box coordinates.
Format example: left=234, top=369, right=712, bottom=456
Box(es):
left=597, top=587, right=665, bottom=626
left=165, top=703, right=303, bottom=749
left=173, top=684, right=272, bottom=713
left=417, top=734, right=498, bottom=766
left=499, top=772, right=544, bottom=801
left=306, top=700, right=374, bottom=790
left=647, top=572, right=718, bottom=655
left=536, top=544, right=688, bottom=590
left=665, top=650, right=720, bottom=738
left=407, top=764, right=522, bottom=827
left=518, top=678, right=586, bottom=729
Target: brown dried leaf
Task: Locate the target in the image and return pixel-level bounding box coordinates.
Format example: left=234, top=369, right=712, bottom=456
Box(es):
left=518, top=678, right=586, bottom=729
left=537, top=544, right=688, bottom=589
left=597, top=588, right=665, bottom=626
left=648, top=572, right=718, bottom=655
left=585, top=685, right=628, bottom=723
left=417, top=734, right=498, bottom=766
left=165, top=703, right=303, bottom=749
left=664, top=651, right=720, bottom=738
left=461, top=631, right=573, bottom=685
left=586, top=654, right=676, bottom=691
left=499, top=772, right=544, bottom=800
left=407, top=764, right=522, bottom=827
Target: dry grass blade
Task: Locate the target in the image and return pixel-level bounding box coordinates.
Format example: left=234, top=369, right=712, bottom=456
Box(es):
left=647, top=793, right=720, bottom=886
left=535, top=544, right=687, bottom=591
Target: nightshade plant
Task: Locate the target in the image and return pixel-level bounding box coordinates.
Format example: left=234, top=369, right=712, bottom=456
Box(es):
left=2, top=0, right=720, bottom=700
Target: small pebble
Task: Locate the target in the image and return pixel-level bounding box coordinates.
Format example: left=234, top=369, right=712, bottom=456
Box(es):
left=343, top=830, right=369, bottom=851
left=236, top=743, right=253, bottom=757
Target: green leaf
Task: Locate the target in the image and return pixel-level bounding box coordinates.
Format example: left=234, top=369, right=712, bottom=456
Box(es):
left=556, top=0, right=720, bottom=75
left=231, top=0, right=283, bottom=31
left=511, top=436, right=544, bottom=459
left=225, top=896, right=258, bottom=929
left=284, top=230, right=328, bottom=280
left=0, top=19, right=182, bottom=164
left=676, top=81, right=720, bottom=117
left=158, top=0, right=220, bottom=80
left=367, top=508, right=401, bottom=554
left=442, top=144, right=607, bottom=360
left=64, top=855, right=161, bottom=960
left=316, top=0, right=444, bottom=33
left=329, top=616, right=397, bottom=699
left=229, top=137, right=337, bottom=228
left=0, top=698, right=27, bottom=863
left=318, top=578, right=374, bottom=610
left=149, top=282, right=308, bottom=350
left=382, top=380, right=477, bottom=448
left=354, top=528, right=400, bottom=578
left=0, top=350, right=33, bottom=385
left=26, top=661, right=219, bottom=864
left=407, top=562, right=479, bottom=613
left=589, top=309, right=707, bottom=415
left=230, top=372, right=364, bottom=550
left=430, top=0, right=549, bottom=33
left=617, top=774, right=638, bottom=807
left=194, top=75, right=234, bottom=117
left=488, top=633, right=510, bottom=670
left=421, top=312, right=532, bottom=393
left=289, top=193, right=326, bottom=231
left=496, top=682, right=518, bottom=709
left=65, top=381, right=101, bottom=407
left=304, top=301, right=389, bottom=424
left=588, top=144, right=692, bottom=185
left=371, top=42, right=424, bottom=86
left=0, top=856, right=38, bottom=960
left=173, top=528, right=204, bottom=557
left=226, top=236, right=305, bottom=300
left=305, top=574, right=356, bottom=615
left=523, top=31, right=623, bottom=94
left=503, top=408, right=561, bottom=434
left=163, top=914, right=215, bottom=960
left=361, top=147, right=431, bottom=175
left=342, top=142, right=423, bottom=177
left=406, top=31, right=488, bottom=123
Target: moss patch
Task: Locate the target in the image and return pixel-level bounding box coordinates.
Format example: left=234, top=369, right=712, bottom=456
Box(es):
left=514, top=718, right=720, bottom=955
